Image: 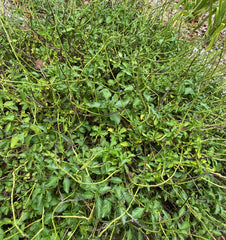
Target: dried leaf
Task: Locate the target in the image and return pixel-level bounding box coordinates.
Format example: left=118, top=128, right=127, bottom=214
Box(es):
left=34, top=59, right=44, bottom=69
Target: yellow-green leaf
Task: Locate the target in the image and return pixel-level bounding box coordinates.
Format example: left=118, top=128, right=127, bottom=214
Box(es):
left=120, top=141, right=130, bottom=147
left=11, top=134, right=19, bottom=148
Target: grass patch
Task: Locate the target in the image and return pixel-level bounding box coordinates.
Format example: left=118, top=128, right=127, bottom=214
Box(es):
left=0, top=0, right=225, bottom=239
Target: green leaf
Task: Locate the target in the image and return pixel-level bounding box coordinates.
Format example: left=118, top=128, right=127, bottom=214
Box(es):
left=11, top=134, right=19, bottom=148
left=101, top=89, right=111, bottom=100
left=4, top=101, right=14, bottom=107
left=108, top=79, right=115, bottom=85
left=0, top=227, right=4, bottom=240
left=122, top=69, right=132, bottom=76
left=18, top=133, right=25, bottom=144
left=114, top=186, right=122, bottom=200
left=179, top=206, right=186, bottom=216
left=38, top=125, right=47, bottom=133
left=63, top=178, right=70, bottom=193
left=124, top=193, right=133, bottom=205
left=120, top=141, right=130, bottom=147
left=99, top=185, right=111, bottom=194
left=119, top=207, right=127, bottom=225
left=30, top=124, right=42, bottom=134
left=5, top=122, right=11, bottom=132
left=132, top=207, right=145, bottom=219
left=115, top=99, right=130, bottom=108
left=81, top=177, right=97, bottom=191
left=124, top=85, right=134, bottom=91
left=106, top=16, right=112, bottom=24
left=184, top=87, right=195, bottom=95
left=95, top=195, right=102, bottom=219
left=86, top=102, right=101, bottom=108
left=126, top=229, right=133, bottom=240
left=212, top=230, right=222, bottom=237
left=101, top=200, right=111, bottom=218
left=3, top=114, right=14, bottom=121
left=0, top=218, right=12, bottom=227
left=110, top=113, right=120, bottom=124
left=133, top=98, right=141, bottom=107
left=110, top=177, right=122, bottom=183
left=180, top=221, right=190, bottom=230
left=46, top=176, right=58, bottom=187
left=80, top=191, right=94, bottom=199
left=214, top=204, right=220, bottom=214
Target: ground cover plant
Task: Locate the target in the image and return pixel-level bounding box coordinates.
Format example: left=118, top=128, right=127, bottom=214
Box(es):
left=0, top=0, right=225, bottom=239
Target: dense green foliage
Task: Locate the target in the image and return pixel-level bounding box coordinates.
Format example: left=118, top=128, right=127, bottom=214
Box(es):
left=0, top=0, right=225, bottom=239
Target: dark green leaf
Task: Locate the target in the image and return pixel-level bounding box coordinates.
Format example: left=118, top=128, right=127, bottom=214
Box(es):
left=95, top=195, right=102, bottom=219
left=46, top=176, right=58, bottom=187
left=80, top=191, right=94, bottom=199
left=110, top=113, right=121, bottom=124
left=110, top=177, right=122, bottom=183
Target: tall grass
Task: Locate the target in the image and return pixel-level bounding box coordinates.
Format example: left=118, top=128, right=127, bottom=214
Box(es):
left=180, top=0, right=226, bottom=49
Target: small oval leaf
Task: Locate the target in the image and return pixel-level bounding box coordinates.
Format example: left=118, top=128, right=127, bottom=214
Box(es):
left=11, top=134, right=19, bottom=148
left=63, top=178, right=70, bottom=193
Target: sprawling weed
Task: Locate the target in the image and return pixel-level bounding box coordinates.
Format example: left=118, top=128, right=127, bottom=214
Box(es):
left=0, top=0, right=225, bottom=239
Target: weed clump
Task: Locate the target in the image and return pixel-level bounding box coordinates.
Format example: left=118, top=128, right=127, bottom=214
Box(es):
left=0, top=0, right=225, bottom=239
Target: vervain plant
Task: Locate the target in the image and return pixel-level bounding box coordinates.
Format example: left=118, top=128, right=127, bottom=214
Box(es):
left=0, top=0, right=225, bottom=239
